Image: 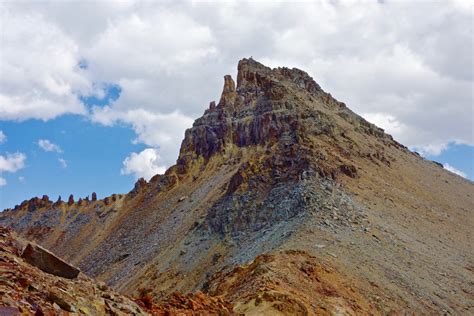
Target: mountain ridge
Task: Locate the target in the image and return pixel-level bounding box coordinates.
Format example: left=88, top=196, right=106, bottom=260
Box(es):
left=1, top=58, right=473, bottom=315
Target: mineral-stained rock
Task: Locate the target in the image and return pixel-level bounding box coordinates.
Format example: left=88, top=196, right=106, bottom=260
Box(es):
left=21, top=243, right=80, bottom=279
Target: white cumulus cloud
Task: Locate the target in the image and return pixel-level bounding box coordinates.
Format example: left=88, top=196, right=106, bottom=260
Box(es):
left=37, top=139, right=63, bottom=153
left=0, top=177, right=6, bottom=186
left=443, top=163, right=467, bottom=178
left=0, top=152, right=26, bottom=173
left=92, top=107, right=193, bottom=165
left=121, top=148, right=166, bottom=180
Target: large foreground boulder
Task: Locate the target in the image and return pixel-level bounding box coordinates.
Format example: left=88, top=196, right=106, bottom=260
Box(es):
left=21, top=243, right=80, bottom=279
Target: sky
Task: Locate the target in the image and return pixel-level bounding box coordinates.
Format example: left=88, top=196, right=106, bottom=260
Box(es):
left=0, top=0, right=472, bottom=209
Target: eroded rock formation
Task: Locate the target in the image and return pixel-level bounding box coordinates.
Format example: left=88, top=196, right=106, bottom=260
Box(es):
left=1, top=58, right=473, bottom=315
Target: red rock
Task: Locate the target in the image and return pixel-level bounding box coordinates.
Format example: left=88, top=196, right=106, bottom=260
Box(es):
left=21, top=243, right=80, bottom=279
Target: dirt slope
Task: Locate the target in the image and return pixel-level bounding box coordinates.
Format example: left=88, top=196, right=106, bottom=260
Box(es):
left=1, top=58, right=473, bottom=314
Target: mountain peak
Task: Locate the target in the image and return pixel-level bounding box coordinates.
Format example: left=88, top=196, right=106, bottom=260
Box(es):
left=237, top=57, right=322, bottom=95
left=218, top=74, right=236, bottom=107
left=176, top=58, right=399, bottom=180
left=2, top=58, right=472, bottom=315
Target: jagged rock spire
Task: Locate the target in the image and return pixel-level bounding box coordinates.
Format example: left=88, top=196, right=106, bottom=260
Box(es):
left=68, top=194, right=74, bottom=206
left=218, top=75, right=237, bottom=107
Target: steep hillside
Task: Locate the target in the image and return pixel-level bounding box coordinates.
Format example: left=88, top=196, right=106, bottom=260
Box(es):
left=0, top=227, right=146, bottom=314
left=1, top=58, right=473, bottom=314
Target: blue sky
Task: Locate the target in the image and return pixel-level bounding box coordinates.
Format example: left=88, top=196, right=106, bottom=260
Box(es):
left=0, top=83, right=150, bottom=208
left=0, top=1, right=472, bottom=209
left=0, top=114, right=142, bottom=208
left=424, top=144, right=474, bottom=179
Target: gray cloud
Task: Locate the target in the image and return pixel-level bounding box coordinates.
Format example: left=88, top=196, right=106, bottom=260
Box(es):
left=1, top=0, right=472, bottom=168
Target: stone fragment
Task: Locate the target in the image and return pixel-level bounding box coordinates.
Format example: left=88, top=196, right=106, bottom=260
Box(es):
left=21, top=243, right=80, bottom=279
left=48, top=290, right=76, bottom=312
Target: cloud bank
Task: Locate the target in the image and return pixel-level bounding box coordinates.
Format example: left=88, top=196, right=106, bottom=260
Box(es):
left=1, top=0, right=472, bottom=178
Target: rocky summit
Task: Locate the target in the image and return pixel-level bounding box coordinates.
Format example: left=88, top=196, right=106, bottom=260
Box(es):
left=1, top=58, right=473, bottom=315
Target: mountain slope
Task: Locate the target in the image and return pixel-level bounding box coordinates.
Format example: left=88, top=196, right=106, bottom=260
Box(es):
left=0, top=227, right=146, bottom=314
left=1, top=58, right=473, bottom=314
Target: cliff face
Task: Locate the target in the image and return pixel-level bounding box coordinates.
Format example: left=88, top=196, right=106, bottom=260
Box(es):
left=1, top=58, right=473, bottom=314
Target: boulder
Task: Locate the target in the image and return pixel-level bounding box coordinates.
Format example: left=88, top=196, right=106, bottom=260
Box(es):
left=91, top=192, right=97, bottom=201
left=21, top=243, right=80, bottom=279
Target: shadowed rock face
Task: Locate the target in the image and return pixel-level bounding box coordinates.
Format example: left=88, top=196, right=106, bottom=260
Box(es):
left=179, top=59, right=314, bottom=163
left=176, top=58, right=397, bottom=181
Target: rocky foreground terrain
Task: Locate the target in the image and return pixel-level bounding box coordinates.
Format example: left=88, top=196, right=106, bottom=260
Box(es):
left=1, top=58, right=473, bottom=315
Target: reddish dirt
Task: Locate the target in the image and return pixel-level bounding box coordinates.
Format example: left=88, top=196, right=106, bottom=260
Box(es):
left=137, top=291, right=233, bottom=315
left=207, top=250, right=385, bottom=315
